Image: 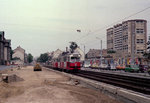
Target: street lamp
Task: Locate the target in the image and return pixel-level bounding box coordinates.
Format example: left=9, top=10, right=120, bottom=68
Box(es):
left=96, top=37, right=103, bottom=67
left=81, top=43, right=85, bottom=60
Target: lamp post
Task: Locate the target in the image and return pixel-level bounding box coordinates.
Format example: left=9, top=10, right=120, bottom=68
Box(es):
left=96, top=37, right=102, bottom=67
left=81, top=43, right=85, bottom=61
left=131, top=32, right=135, bottom=65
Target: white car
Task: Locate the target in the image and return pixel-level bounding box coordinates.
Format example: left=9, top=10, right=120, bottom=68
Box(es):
left=84, top=61, right=91, bottom=68
left=84, top=63, right=91, bottom=68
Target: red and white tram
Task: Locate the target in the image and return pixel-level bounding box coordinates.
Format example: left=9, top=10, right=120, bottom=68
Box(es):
left=52, top=52, right=81, bottom=72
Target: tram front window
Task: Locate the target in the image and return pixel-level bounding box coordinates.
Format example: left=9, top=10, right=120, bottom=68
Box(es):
left=70, top=57, right=80, bottom=62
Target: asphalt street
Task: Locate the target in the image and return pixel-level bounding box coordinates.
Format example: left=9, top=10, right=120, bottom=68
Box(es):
left=0, top=65, right=16, bottom=71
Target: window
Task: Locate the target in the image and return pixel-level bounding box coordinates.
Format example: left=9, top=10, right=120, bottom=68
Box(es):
left=136, top=29, right=144, bottom=34
left=123, top=35, right=128, bottom=41
left=136, top=21, right=143, bottom=23
left=123, top=45, right=128, bottom=50
left=137, top=39, right=144, bottom=43
left=137, top=50, right=144, bottom=54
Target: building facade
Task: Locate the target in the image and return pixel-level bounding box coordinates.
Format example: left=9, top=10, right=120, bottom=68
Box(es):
left=0, top=31, right=11, bottom=65
left=86, top=49, right=108, bottom=59
left=0, top=32, right=5, bottom=64
left=74, top=47, right=85, bottom=61
left=107, top=28, right=114, bottom=50
left=113, top=24, right=123, bottom=51
left=107, top=19, right=147, bottom=61
left=4, top=40, right=11, bottom=64
left=12, top=46, right=26, bottom=65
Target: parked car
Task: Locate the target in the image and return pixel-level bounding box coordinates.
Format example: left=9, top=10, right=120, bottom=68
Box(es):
left=110, top=64, right=116, bottom=70
left=84, top=63, right=91, bottom=68
left=125, top=65, right=139, bottom=72
left=106, top=64, right=116, bottom=70
left=83, top=60, right=91, bottom=68
left=148, top=68, right=150, bottom=75
left=99, top=64, right=108, bottom=69
left=139, top=65, right=148, bottom=73
left=116, top=64, right=125, bottom=70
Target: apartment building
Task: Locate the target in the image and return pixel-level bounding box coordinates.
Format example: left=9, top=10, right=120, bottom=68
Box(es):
left=107, top=19, right=147, bottom=59
left=113, top=24, right=123, bottom=51
left=107, top=28, right=113, bottom=50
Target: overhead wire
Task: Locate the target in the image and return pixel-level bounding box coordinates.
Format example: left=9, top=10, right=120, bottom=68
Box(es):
left=75, top=5, right=150, bottom=44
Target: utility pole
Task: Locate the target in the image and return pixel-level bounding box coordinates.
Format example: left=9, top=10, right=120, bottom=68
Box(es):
left=81, top=44, right=85, bottom=60
left=131, top=28, right=135, bottom=65
left=84, top=45, right=85, bottom=59
left=96, top=37, right=102, bottom=67
left=100, top=40, right=103, bottom=67
left=101, top=40, right=102, bottom=60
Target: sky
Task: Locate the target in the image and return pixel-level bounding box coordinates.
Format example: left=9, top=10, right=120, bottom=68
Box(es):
left=0, top=0, right=150, bottom=57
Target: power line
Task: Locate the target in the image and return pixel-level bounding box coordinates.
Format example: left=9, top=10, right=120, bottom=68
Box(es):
left=75, top=6, right=150, bottom=42
left=91, top=6, right=150, bottom=35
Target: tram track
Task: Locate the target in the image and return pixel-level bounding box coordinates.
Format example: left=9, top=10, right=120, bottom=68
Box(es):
left=45, top=66, right=150, bottom=95
left=74, top=70, right=150, bottom=95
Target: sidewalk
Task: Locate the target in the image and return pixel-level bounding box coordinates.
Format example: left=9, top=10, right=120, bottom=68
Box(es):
left=0, top=65, right=15, bottom=71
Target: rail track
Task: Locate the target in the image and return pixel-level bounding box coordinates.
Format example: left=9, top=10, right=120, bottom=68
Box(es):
left=45, top=66, right=150, bottom=95
left=74, top=70, right=150, bottom=95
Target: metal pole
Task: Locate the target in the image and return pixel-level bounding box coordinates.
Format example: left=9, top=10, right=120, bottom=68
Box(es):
left=84, top=45, right=85, bottom=60
left=81, top=44, right=85, bottom=60
left=100, top=40, right=102, bottom=67
left=131, top=32, right=135, bottom=65
left=96, top=37, right=103, bottom=67
left=101, top=40, right=102, bottom=59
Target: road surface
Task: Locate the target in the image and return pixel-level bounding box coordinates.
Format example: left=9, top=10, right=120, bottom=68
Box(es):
left=0, top=66, right=122, bottom=103
left=0, top=65, right=16, bottom=71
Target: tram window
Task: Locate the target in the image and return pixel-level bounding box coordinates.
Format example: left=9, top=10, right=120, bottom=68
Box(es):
left=70, top=57, right=80, bottom=62
left=71, top=57, right=79, bottom=59
left=64, top=57, right=67, bottom=62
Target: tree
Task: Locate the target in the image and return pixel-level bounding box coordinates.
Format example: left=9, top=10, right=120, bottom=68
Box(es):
left=143, top=52, right=150, bottom=59
left=107, top=50, right=116, bottom=54
left=37, top=53, right=48, bottom=63
left=70, top=42, right=78, bottom=53
left=27, top=53, right=33, bottom=63
left=143, top=41, right=150, bottom=60
left=10, top=49, right=14, bottom=60
left=12, top=57, right=20, bottom=60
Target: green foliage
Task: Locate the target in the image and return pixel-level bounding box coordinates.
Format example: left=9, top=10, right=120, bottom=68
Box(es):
left=27, top=53, right=33, bottom=63
left=37, top=53, right=48, bottom=63
left=107, top=50, right=116, bottom=54
left=143, top=41, right=150, bottom=60
left=143, top=52, right=150, bottom=59
left=12, top=57, right=20, bottom=60
left=10, top=49, right=14, bottom=60
left=70, top=42, right=78, bottom=53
